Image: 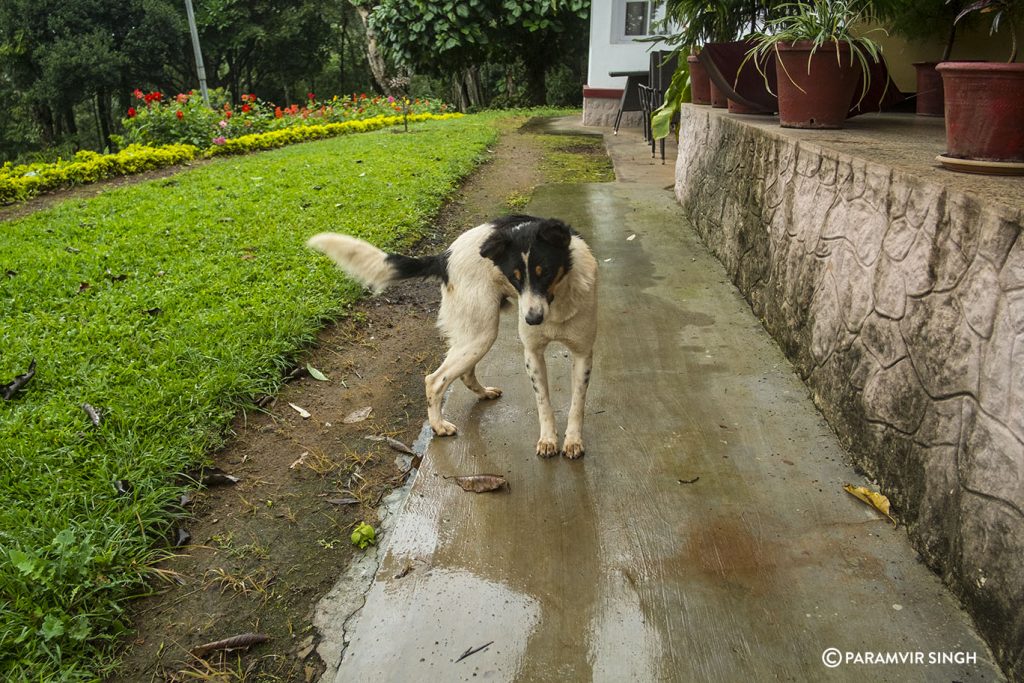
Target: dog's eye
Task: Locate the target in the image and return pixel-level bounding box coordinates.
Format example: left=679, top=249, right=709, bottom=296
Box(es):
left=513, top=269, right=521, bottom=281
left=534, top=265, right=542, bottom=277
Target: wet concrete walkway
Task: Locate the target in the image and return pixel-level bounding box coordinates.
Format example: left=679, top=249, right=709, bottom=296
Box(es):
left=321, top=123, right=1003, bottom=682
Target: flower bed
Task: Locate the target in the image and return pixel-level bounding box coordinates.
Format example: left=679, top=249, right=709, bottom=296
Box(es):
left=118, top=89, right=451, bottom=148
left=0, top=145, right=199, bottom=204
left=0, top=109, right=461, bottom=204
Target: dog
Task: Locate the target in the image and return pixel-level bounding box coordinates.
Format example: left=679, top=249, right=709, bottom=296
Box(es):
left=307, top=215, right=598, bottom=458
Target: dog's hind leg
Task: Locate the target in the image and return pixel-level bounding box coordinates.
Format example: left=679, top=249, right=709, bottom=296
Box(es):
left=562, top=351, right=593, bottom=459
left=523, top=344, right=559, bottom=457
left=425, top=333, right=497, bottom=436
left=460, top=366, right=502, bottom=400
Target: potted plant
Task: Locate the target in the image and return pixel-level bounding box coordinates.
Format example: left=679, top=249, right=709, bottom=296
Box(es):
left=744, top=0, right=886, bottom=128
left=877, top=0, right=970, bottom=116
left=936, top=0, right=1024, bottom=170
left=648, top=0, right=790, bottom=133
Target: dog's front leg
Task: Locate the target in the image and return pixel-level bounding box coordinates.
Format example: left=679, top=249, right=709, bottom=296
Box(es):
left=524, top=345, right=558, bottom=457
left=562, top=351, right=592, bottom=459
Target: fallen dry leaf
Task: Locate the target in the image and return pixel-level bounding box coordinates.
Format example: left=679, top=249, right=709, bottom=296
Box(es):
left=844, top=483, right=896, bottom=526
left=343, top=406, right=373, bottom=424
left=190, top=632, right=270, bottom=658
left=445, top=474, right=509, bottom=493
left=289, top=402, right=311, bottom=419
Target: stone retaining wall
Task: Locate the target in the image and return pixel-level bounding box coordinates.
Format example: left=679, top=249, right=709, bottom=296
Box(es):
left=674, top=105, right=1024, bottom=679
left=583, top=95, right=643, bottom=128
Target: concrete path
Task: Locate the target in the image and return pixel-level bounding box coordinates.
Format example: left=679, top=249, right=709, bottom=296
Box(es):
left=323, top=123, right=1003, bottom=682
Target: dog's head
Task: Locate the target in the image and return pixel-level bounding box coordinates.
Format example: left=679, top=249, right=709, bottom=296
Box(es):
left=480, top=216, right=574, bottom=326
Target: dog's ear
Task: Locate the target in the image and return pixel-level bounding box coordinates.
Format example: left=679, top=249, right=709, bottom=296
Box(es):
left=480, top=231, right=510, bottom=261
left=538, top=220, right=572, bottom=249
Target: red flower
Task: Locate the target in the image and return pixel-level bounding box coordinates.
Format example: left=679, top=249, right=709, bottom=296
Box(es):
left=308, top=92, right=315, bottom=100
left=225, top=110, right=232, bottom=119
left=275, top=106, right=283, bottom=118
left=176, top=110, right=184, bottom=119
left=127, top=107, right=137, bottom=117
left=241, top=104, right=251, bottom=113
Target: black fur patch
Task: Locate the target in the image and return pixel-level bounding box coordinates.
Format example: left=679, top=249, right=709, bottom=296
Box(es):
left=385, top=251, right=450, bottom=284
left=479, top=215, right=575, bottom=296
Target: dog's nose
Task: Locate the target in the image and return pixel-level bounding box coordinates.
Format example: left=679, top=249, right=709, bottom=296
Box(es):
left=525, top=309, right=544, bottom=325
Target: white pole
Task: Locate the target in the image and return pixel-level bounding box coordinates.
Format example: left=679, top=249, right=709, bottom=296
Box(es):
left=184, top=0, right=210, bottom=105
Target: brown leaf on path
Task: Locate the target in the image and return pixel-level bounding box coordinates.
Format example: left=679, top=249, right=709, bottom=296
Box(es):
left=200, top=468, right=240, bottom=487
left=190, top=632, right=270, bottom=658
left=843, top=483, right=897, bottom=526
left=289, top=402, right=311, bottom=419
left=343, top=406, right=373, bottom=423
left=445, top=474, right=509, bottom=493
left=325, top=497, right=359, bottom=506
left=385, top=436, right=415, bottom=454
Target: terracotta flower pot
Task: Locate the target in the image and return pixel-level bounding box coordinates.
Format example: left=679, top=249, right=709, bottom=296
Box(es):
left=774, top=41, right=860, bottom=128
left=913, top=62, right=944, bottom=117
left=709, top=79, right=728, bottom=108
left=937, top=62, right=1024, bottom=163
left=688, top=55, right=712, bottom=105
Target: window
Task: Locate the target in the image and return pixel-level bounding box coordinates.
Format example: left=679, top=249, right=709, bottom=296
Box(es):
left=611, top=0, right=657, bottom=43
left=623, top=1, right=649, bottom=36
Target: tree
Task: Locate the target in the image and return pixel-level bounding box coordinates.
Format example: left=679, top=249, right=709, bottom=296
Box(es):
left=367, top=0, right=590, bottom=107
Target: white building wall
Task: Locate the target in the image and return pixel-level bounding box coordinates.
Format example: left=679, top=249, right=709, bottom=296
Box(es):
left=586, top=0, right=669, bottom=89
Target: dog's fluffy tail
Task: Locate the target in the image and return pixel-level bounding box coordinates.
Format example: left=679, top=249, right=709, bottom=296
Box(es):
left=307, top=232, right=447, bottom=293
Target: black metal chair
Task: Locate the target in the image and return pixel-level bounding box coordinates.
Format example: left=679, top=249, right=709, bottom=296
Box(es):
left=613, top=73, right=649, bottom=134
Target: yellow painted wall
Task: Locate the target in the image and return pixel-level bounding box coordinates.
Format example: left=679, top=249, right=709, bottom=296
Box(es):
left=865, top=23, right=1018, bottom=92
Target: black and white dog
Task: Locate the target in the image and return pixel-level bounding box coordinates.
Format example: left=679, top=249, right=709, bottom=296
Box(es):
left=307, top=215, right=597, bottom=458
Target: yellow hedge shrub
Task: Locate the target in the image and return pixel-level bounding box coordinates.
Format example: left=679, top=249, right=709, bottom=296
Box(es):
left=204, top=113, right=463, bottom=157
left=0, top=144, right=198, bottom=204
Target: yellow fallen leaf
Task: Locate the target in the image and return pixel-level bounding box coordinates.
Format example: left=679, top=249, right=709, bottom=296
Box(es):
left=844, top=483, right=896, bottom=526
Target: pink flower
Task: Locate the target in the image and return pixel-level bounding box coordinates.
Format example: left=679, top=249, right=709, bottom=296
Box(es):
left=388, top=96, right=395, bottom=103
left=219, top=120, right=228, bottom=128
left=213, top=136, right=226, bottom=145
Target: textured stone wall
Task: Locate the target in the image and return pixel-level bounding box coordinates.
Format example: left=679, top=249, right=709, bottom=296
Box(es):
left=674, top=106, right=1024, bottom=679
left=582, top=96, right=643, bottom=128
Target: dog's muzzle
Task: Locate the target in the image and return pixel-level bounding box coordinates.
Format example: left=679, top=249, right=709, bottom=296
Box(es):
left=525, top=308, right=545, bottom=325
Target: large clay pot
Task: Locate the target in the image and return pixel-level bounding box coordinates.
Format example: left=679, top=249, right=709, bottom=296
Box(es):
left=913, top=62, right=944, bottom=117
left=688, top=55, right=712, bottom=105
left=708, top=79, right=728, bottom=108
left=774, top=40, right=860, bottom=128
left=937, top=61, right=1024, bottom=163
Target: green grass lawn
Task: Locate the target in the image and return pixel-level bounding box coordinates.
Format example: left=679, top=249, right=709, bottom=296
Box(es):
left=0, top=114, right=503, bottom=680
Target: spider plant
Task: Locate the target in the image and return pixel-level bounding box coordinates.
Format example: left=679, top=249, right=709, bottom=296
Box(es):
left=953, top=0, right=1020, bottom=61
left=744, top=0, right=886, bottom=105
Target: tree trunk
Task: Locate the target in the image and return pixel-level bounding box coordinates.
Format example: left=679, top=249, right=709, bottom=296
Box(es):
left=523, top=58, right=546, bottom=106
left=63, top=104, right=78, bottom=139
left=96, top=92, right=113, bottom=151
left=352, top=3, right=393, bottom=96
left=34, top=104, right=56, bottom=146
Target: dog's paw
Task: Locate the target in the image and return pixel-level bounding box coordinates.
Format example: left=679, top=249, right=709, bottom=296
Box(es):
left=481, top=386, right=502, bottom=400
left=432, top=420, right=458, bottom=437
left=536, top=437, right=559, bottom=458
left=562, top=438, right=585, bottom=459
